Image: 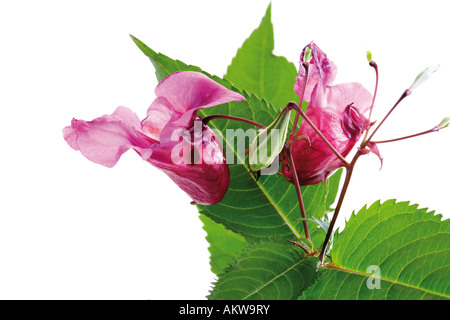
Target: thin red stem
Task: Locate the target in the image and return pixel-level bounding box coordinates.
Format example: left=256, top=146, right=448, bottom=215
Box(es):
left=362, top=61, right=379, bottom=144
left=291, top=62, right=310, bottom=135
left=372, top=127, right=439, bottom=144
left=318, top=152, right=360, bottom=263
left=202, top=114, right=265, bottom=129
left=287, top=240, right=310, bottom=255
left=286, top=144, right=311, bottom=240
left=363, top=89, right=411, bottom=147
left=367, top=61, right=379, bottom=123
left=294, top=106, right=350, bottom=168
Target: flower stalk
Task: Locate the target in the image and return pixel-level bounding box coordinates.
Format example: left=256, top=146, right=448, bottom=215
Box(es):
left=317, top=63, right=442, bottom=263
left=318, top=151, right=360, bottom=262
left=285, top=141, right=311, bottom=240
left=372, top=126, right=439, bottom=144
left=363, top=89, right=411, bottom=147
left=291, top=61, right=310, bottom=135
left=202, top=114, right=265, bottom=129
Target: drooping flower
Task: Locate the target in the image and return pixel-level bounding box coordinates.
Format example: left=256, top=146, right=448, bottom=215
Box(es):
left=282, top=42, right=373, bottom=185
left=63, top=71, right=245, bottom=205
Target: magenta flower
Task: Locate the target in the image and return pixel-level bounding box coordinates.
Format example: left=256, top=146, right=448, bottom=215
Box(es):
left=63, top=71, right=245, bottom=205
left=283, top=42, right=373, bottom=185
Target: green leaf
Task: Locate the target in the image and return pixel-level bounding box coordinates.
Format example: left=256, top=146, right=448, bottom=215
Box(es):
left=131, top=35, right=343, bottom=243
left=200, top=214, right=247, bottom=275
left=130, top=34, right=204, bottom=82
left=224, top=4, right=298, bottom=109
left=208, top=239, right=319, bottom=300
left=300, top=200, right=450, bottom=300
left=200, top=167, right=339, bottom=241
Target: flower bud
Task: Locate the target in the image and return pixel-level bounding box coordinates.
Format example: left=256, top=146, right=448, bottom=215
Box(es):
left=409, top=65, right=439, bottom=91
left=249, top=106, right=292, bottom=172
left=304, top=46, right=313, bottom=63
left=438, top=117, right=450, bottom=130
left=366, top=51, right=373, bottom=62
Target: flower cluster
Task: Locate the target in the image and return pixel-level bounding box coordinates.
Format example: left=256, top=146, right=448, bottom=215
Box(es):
left=64, top=41, right=443, bottom=256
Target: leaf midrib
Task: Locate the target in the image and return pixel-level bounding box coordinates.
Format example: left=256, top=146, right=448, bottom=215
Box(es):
left=243, top=256, right=309, bottom=300
left=325, top=264, right=450, bottom=299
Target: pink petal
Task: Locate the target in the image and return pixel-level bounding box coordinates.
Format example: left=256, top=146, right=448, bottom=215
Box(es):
left=64, top=72, right=238, bottom=205
left=312, top=82, right=373, bottom=115
left=283, top=106, right=357, bottom=185
left=142, top=71, right=245, bottom=143
left=285, top=42, right=374, bottom=186
left=141, top=97, right=177, bottom=141
left=156, top=71, right=245, bottom=115
left=147, top=127, right=230, bottom=205
left=63, top=106, right=155, bottom=168
left=159, top=161, right=229, bottom=205
left=367, top=141, right=383, bottom=169
left=294, top=42, right=337, bottom=102
left=342, top=104, right=370, bottom=140
left=282, top=80, right=372, bottom=186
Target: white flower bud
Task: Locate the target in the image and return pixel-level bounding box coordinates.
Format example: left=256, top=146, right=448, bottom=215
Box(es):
left=409, top=65, right=439, bottom=91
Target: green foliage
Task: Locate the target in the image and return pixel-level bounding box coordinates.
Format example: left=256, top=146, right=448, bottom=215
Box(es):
left=200, top=214, right=247, bottom=275
left=208, top=239, right=319, bottom=300
left=300, top=200, right=450, bottom=300
left=224, top=4, right=298, bottom=109
left=132, top=3, right=449, bottom=301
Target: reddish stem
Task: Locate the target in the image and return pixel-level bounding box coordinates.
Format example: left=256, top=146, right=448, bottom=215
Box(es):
left=363, top=89, right=411, bottom=147
left=287, top=240, right=310, bottom=255
left=362, top=61, right=379, bottom=144
left=367, top=61, right=379, bottom=124
left=294, top=106, right=350, bottom=168
left=318, top=151, right=361, bottom=263
left=372, top=127, right=439, bottom=144
left=286, top=144, right=311, bottom=240
left=292, top=62, right=310, bottom=135
left=202, top=114, right=265, bottom=129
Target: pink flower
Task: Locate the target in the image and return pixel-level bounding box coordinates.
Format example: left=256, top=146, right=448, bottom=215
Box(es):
left=283, top=42, right=372, bottom=185
left=63, top=71, right=245, bottom=205
left=294, top=42, right=337, bottom=103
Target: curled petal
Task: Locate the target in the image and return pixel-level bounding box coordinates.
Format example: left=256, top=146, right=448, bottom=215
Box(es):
left=367, top=141, right=383, bottom=169
left=141, top=97, right=177, bottom=141
left=342, top=104, right=370, bottom=140
left=63, top=107, right=155, bottom=168
left=294, top=42, right=337, bottom=102
left=143, top=71, right=245, bottom=143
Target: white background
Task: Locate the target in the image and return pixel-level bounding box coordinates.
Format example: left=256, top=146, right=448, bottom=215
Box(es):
left=0, top=0, right=449, bottom=300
